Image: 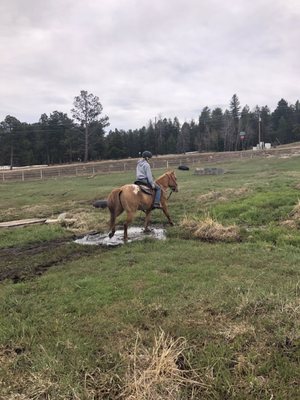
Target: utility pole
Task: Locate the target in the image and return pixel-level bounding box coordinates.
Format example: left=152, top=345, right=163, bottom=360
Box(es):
left=258, top=113, right=262, bottom=149
left=154, top=116, right=157, bottom=156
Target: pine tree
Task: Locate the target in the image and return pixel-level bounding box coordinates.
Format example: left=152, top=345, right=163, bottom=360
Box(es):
left=198, top=107, right=211, bottom=151
left=211, top=108, right=224, bottom=151
left=229, top=94, right=241, bottom=150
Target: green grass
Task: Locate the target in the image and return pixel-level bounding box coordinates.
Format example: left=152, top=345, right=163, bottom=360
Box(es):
left=0, top=224, right=70, bottom=249
left=0, top=156, right=300, bottom=399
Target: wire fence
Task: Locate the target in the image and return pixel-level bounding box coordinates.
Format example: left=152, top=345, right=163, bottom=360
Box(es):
left=1, top=147, right=298, bottom=183
left=0, top=156, right=201, bottom=182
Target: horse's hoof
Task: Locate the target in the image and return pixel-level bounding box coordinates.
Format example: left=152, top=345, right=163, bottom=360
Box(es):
left=108, top=232, right=114, bottom=238
left=144, top=228, right=151, bottom=234
left=169, top=222, right=174, bottom=226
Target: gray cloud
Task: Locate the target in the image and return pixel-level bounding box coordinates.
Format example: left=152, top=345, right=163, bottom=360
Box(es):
left=0, top=0, right=299, bottom=130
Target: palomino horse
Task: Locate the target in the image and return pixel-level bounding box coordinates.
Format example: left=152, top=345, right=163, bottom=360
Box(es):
left=94, top=171, right=178, bottom=241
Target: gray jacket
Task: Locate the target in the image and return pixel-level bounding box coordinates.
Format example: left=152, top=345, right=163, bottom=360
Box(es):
left=136, top=159, right=154, bottom=186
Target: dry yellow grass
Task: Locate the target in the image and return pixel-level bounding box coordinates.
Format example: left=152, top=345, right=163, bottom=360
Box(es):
left=219, top=322, right=256, bottom=341
left=289, top=199, right=300, bottom=219
left=197, top=187, right=251, bottom=203
left=0, top=346, right=58, bottom=400
left=0, top=205, right=53, bottom=222
left=46, top=209, right=108, bottom=234
left=180, top=216, right=240, bottom=242
left=122, top=330, right=209, bottom=400
left=281, top=199, right=300, bottom=228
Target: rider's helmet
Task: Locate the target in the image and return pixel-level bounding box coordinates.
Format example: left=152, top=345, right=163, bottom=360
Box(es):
left=142, top=150, right=152, bottom=159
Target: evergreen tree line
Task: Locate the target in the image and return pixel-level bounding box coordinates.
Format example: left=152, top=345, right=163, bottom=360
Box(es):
left=1, top=93, right=300, bottom=168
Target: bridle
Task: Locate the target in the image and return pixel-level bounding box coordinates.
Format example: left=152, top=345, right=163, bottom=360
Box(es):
left=166, top=173, right=178, bottom=199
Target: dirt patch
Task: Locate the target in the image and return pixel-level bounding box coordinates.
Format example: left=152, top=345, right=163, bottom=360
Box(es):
left=0, top=238, right=105, bottom=283
left=0, top=345, right=23, bottom=365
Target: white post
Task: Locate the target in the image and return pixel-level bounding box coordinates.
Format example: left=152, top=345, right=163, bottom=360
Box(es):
left=22, top=171, right=24, bottom=181
left=40, top=169, right=43, bottom=180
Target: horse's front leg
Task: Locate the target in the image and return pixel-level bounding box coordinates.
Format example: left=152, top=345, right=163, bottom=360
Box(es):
left=144, top=210, right=152, bottom=232
left=162, top=205, right=174, bottom=226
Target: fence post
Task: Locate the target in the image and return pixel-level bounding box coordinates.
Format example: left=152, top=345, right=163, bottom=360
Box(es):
left=22, top=171, right=24, bottom=181
left=2, top=173, right=4, bottom=182
left=40, top=169, right=43, bottom=180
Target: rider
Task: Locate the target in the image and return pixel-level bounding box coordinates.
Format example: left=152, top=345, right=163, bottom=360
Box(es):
left=136, top=150, right=162, bottom=208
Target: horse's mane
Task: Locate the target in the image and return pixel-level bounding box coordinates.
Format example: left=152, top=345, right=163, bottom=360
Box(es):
left=156, top=170, right=174, bottom=181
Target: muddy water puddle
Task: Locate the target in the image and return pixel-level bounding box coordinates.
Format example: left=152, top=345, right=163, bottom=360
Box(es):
left=75, top=227, right=166, bottom=247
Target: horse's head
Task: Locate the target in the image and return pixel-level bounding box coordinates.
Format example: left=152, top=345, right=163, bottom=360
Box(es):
left=166, top=171, right=178, bottom=192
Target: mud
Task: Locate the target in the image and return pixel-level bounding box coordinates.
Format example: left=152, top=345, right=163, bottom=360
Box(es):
left=0, top=228, right=166, bottom=283
left=0, top=237, right=105, bottom=283
left=75, top=227, right=166, bottom=246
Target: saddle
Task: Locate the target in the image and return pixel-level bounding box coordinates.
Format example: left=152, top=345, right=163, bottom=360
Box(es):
left=134, top=180, right=153, bottom=195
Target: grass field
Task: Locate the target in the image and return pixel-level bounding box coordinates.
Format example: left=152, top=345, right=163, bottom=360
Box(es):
left=0, top=156, right=300, bottom=399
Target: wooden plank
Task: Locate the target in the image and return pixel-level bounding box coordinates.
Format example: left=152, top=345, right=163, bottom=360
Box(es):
left=0, top=218, right=46, bottom=228
left=45, top=218, right=76, bottom=224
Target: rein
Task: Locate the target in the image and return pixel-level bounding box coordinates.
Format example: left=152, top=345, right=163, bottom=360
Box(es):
left=156, top=172, right=178, bottom=201
left=167, top=189, right=173, bottom=200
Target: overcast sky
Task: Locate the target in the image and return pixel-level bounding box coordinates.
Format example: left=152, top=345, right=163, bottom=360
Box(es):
left=1, top=0, right=299, bottom=131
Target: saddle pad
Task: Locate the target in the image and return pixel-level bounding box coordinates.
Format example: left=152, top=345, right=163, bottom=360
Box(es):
left=134, top=181, right=153, bottom=195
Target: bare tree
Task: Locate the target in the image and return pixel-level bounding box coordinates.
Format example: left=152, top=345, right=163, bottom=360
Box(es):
left=71, top=90, right=109, bottom=162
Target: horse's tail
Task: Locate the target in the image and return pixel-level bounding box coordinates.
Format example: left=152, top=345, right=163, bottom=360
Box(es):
left=93, top=189, right=123, bottom=212
left=93, top=199, right=108, bottom=209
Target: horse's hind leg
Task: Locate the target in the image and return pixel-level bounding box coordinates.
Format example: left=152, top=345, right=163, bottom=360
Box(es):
left=108, top=210, right=116, bottom=238
left=107, top=188, right=124, bottom=238
left=124, top=211, right=135, bottom=242
left=144, top=211, right=152, bottom=232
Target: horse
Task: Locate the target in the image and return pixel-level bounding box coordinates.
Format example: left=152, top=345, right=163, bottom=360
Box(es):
left=93, top=171, right=178, bottom=241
